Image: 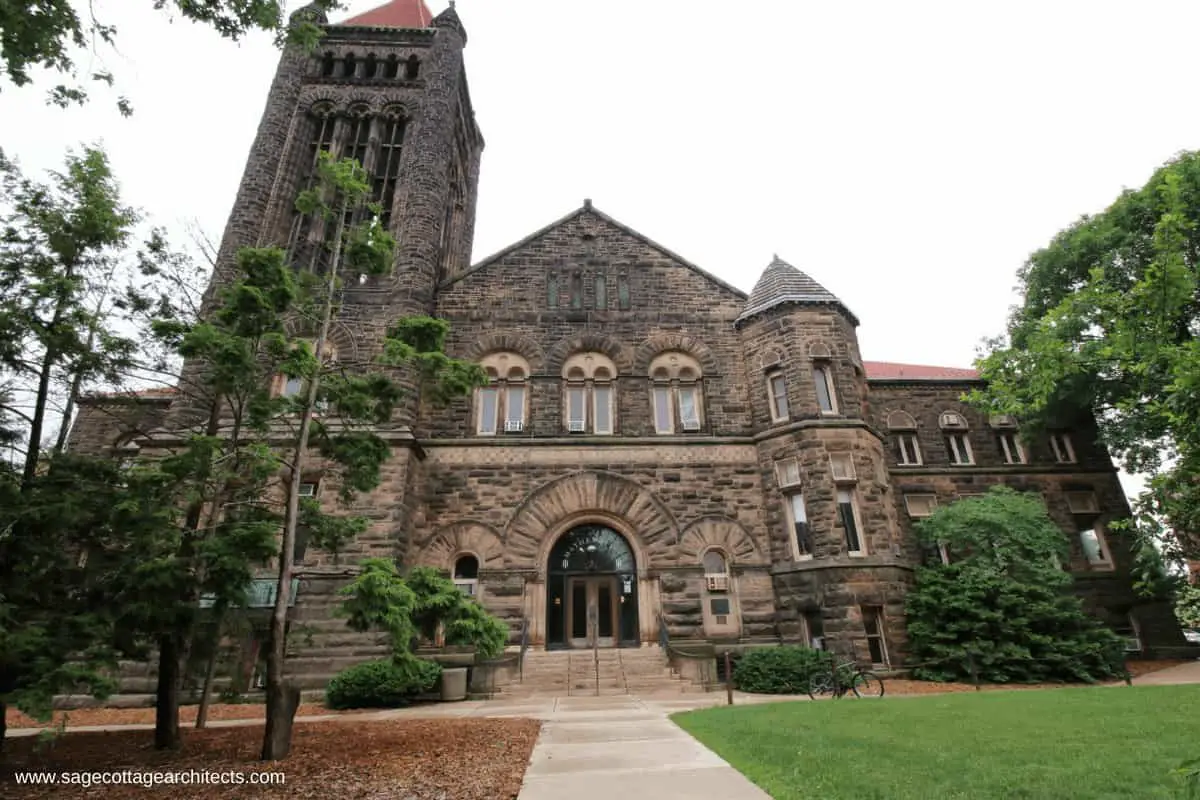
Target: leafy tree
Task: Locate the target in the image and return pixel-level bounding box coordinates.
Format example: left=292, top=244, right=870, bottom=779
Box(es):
left=1177, top=583, right=1200, bottom=629
left=0, top=1, right=339, bottom=115
left=406, top=566, right=509, bottom=659
left=0, top=145, right=173, bottom=749
left=905, top=488, right=1126, bottom=684
left=258, top=152, right=484, bottom=760
left=970, top=151, right=1200, bottom=566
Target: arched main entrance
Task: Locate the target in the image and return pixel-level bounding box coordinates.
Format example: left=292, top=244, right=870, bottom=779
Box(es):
left=546, top=524, right=640, bottom=649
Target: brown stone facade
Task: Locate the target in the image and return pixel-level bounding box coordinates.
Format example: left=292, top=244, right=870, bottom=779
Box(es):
left=66, top=6, right=1191, bottom=695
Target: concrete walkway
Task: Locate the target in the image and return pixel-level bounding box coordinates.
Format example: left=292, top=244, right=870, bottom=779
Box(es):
left=514, top=695, right=772, bottom=800
left=1132, top=658, right=1200, bottom=685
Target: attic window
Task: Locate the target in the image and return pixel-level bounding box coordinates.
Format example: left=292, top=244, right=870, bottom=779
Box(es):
left=617, top=273, right=631, bottom=310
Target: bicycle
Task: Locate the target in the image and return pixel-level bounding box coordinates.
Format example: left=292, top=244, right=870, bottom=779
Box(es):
left=806, top=660, right=886, bottom=699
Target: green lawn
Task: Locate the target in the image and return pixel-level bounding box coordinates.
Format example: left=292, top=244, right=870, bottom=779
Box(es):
left=672, top=685, right=1200, bottom=800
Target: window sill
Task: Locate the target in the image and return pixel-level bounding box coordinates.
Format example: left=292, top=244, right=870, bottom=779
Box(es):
left=848, top=551, right=868, bottom=558
left=793, top=554, right=814, bottom=563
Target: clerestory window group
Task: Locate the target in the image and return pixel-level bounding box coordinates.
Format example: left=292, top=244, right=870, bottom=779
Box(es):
left=471, top=350, right=707, bottom=436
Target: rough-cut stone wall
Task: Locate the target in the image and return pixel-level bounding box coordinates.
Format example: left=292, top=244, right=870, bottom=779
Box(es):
left=868, top=379, right=1190, bottom=654
left=427, top=208, right=752, bottom=439
left=68, top=397, right=173, bottom=456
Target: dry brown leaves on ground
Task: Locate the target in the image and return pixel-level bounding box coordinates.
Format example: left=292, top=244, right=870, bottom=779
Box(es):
left=1, top=717, right=541, bottom=800
left=6, top=703, right=348, bottom=730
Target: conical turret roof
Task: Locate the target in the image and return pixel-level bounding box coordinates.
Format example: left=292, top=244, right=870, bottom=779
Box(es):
left=737, top=255, right=858, bottom=326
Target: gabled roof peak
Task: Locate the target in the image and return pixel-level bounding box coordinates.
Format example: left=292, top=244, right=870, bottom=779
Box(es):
left=736, top=255, right=858, bottom=327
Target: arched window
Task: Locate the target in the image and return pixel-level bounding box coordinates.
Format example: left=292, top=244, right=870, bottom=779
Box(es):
left=342, top=52, right=357, bottom=78
left=887, top=410, right=921, bottom=466
left=320, top=52, right=335, bottom=77
left=453, top=554, right=479, bottom=596
left=939, top=410, right=974, bottom=465
left=364, top=53, right=378, bottom=78
left=384, top=54, right=399, bottom=79
left=373, top=106, right=407, bottom=232
left=809, top=344, right=837, bottom=414
left=649, top=352, right=704, bottom=434
left=404, top=55, right=420, bottom=80
left=562, top=352, right=616, bottom=434
left=702, top=550, right=729, bottom=592
left=476, top=353, right=530, bottom=435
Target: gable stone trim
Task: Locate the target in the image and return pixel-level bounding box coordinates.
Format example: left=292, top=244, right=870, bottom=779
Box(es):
left=459, top=330, right=546, bottom=371
left=545, top=332, right=632, bottom=374
left=442, top=202, right=748, bottom=301
left=633, top=333, right=720, bottom=377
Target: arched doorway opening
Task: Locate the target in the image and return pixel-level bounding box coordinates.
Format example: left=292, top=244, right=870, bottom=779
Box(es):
left=546, top=524, right=639, bottom=649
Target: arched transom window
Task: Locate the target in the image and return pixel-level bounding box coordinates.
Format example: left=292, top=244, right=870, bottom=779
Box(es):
left=649, top=352, right=704, bottom=434
left=476, top=352, right=529, bottom=435
left=562, top=352, right=616, bottom=434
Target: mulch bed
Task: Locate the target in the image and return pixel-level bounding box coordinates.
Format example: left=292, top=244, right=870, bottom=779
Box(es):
left=6, top=703, right=350, bottom=730
left=1, top=718, right=541, bottom=799
left=884, top=659, right=1190, bottom=696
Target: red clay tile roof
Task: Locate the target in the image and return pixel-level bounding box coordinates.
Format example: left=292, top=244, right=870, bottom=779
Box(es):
left=340, top=0, right=434, bottom=28
left=863, top=361, right=981, bottom=381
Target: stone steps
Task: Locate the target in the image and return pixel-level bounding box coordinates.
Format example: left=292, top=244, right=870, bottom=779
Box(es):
left=501, top=647, right=706, bottom=697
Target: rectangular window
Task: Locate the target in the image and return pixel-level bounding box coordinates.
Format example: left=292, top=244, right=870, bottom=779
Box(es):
left=1080, top=526, right=1113, bottom=569
left=653, top=386, right=673, bottom=433
left=998, top=432, right=1025, bottom=464
left=594, top=274, right=607, bottom=309
left=477, top=387, right=498, bottom=435
left=1050, top=433, right=1076, bottom=463
left=804, top=610, right=825, bottom=650
left=946, top=433, right=974, bottom=465
left=677, top=386, right=701, bottom=431
left=896, top=433, right=921, bottom=465
left=710, top=597, right=732, bottom=616
left=282, top=376, right=304, bottom=397
left=768, top=373, right=789, bottom=421
left=547, top=274, right=559, bottom=308
left=838, top=488, right=864, bottom=555
left=813, top=366, right=836, bottom=413
left=505, top=385, right=525, bottom=431
left=617, top=274, right=631, bottom=309
left=862, top=606, right=889, bottom=666
left=593, top=385, right=613, bottom=435
left=786, top=493, right=811, bottom=559
left=570, top=274, right=583, bottom=309
left=566, top=385, right=586, bottom=432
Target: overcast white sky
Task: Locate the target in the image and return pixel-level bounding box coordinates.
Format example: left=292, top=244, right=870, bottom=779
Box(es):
left=2, top=0, right=1197, bottom=370
left=1, top=0, right=1197, bottom=498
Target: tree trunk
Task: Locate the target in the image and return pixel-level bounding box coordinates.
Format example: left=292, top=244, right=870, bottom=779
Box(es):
left=260, top=682, right=301, bottom=761
left=154, top=634, right=183, bottom=749
left=1, top=700, right=7, bottom=751
left=195, top=612, right=224, bottom=729
left=261, top=196, right=349, bottom=762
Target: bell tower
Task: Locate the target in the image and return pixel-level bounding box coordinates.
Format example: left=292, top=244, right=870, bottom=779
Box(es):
left=205, top=0, right=483, bottom=320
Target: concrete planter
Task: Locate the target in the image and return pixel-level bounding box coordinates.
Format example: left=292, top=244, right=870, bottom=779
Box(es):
left=440, top=667, right=469, bottom=701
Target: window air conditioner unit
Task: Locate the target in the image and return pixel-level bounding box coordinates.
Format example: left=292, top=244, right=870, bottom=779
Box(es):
left=504, top=419, right=524, bottom=432
left=1123, top=636, right=1142, bottom=653
left=568, top=420, right=586, bottom=433
left=453, top=580, right=477, bottom=597
left=705, top=574, right=729, bottom=592
left=1066, top=491, right=1100, bottom=514
left=714, top=615, right=728, bottom=626
left=829, top=453, right=856, bottom=482
left=682, top=420, right=701, bottom=431
left=941, top=412, right=966, bottom=429
left=298, top=483, right=317, bottom=497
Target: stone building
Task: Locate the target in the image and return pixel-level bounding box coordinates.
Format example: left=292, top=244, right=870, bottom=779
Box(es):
left=70, top=0, right=1189, bottom=690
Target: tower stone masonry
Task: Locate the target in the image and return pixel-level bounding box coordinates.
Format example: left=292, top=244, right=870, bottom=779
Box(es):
left=69, top=0, right=1191, bottom=695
